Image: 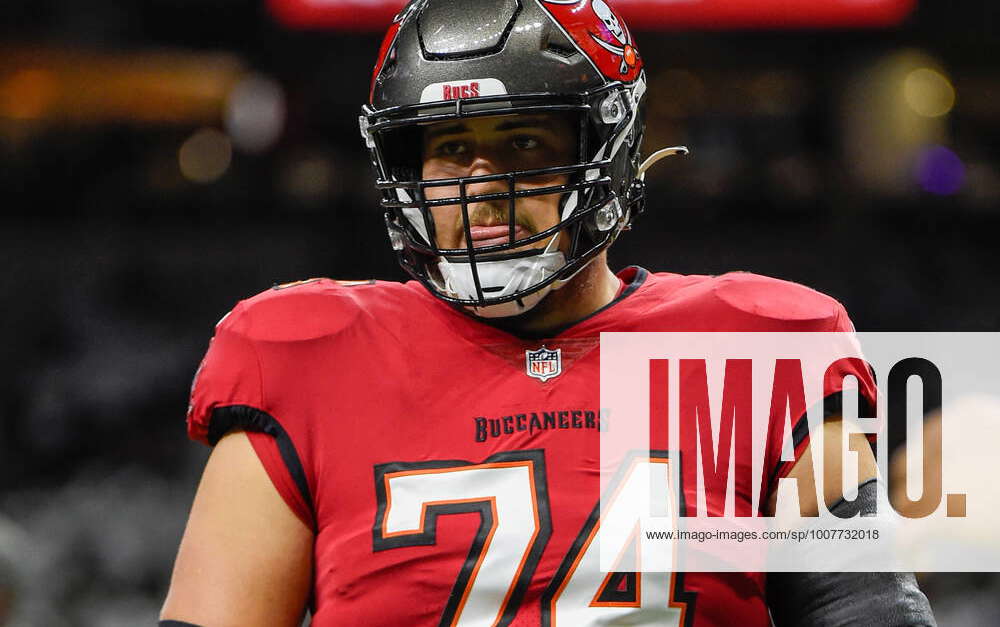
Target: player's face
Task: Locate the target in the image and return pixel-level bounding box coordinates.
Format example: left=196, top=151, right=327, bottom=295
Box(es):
left=421, top=113, right=577, bottom=252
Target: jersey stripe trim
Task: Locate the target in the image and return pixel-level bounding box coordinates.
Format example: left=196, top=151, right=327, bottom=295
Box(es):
left=207, top=404, right=316, bottom=529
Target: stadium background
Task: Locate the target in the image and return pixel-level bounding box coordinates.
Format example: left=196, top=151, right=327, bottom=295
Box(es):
left=1, top=0, right=997, bottom=624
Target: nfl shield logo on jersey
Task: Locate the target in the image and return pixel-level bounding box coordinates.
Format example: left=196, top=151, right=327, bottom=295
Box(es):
left=525, top=346, right=562, bottom=382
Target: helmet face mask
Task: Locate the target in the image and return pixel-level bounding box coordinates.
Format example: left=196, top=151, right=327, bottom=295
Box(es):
left=361, top=0, right=648, bottom=316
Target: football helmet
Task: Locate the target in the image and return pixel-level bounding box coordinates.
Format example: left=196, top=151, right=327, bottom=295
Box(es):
left=360, top=0, right=675, bottom=317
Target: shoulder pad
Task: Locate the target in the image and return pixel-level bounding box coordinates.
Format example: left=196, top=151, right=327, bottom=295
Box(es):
left=270, top=277, right=376, bottom=290
left=712, top=272, right=843, bottom=324
left=220, top=278, right=402, bottom=343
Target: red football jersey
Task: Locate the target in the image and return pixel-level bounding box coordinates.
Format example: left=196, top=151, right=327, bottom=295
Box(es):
left=187, top=267, right=875, bottom=626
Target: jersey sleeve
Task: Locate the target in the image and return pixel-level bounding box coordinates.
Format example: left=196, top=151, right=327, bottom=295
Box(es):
left=187, top=304, right=315, bottom=530
left=824, top=305, right=878, bottom=416
left=187, top=306, right=263, bottom=445
left=765, top=301, right=879, bottom=492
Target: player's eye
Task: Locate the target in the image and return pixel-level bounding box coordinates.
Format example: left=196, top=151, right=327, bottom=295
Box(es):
left=511, top=136, right=541, bottom=151
left=434, top=140, right=469, bottom=157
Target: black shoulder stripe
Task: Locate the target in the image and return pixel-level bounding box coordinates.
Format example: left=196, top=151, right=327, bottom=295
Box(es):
left=160, top=621, right=206, bottom=627
left=208, top=404, right=316, bottom=528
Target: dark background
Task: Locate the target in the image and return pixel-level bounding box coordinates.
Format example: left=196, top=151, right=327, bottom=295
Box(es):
left=0, top=1, right=997, bottom=624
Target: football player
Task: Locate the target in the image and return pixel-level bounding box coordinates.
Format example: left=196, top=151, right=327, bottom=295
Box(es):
left=161, top=0, right=935, bottom=625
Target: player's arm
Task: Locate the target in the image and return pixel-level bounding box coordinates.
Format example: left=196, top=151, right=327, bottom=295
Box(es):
left=765, top=414, right=877, bottom=517
left=766, top=417, right=936, bottom=626
left=161, top=430, right=313, bottom=627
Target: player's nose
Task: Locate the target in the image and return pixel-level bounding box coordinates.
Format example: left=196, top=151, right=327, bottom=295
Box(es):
left=466, top=154, right=510, bottom=197
left=468, top=153, right=504, bottom=177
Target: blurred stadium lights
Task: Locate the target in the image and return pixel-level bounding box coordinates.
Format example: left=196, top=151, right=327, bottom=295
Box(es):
left=653, top=69, right=705, bottom=120
left=841, top=49, right=955, bottom=196
left=280, top=152, right=337, bottom=208
left=0, top=67, right=58, bottom=121
left=0, top=47, right=247, bottom=126
left=178, top=128, right=233, bottom=183
left=748, top=71, right=805, bottom=117
left=915, top=145, right=965, bottom=196
left=904, top=68, right=956, bottom=118
left=224, top=73, right=286, bottom=154
left=266, top=0, right=917, bottom=30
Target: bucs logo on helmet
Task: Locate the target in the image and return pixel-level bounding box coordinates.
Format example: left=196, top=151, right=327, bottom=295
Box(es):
left=540, top=0, right=641, bottom=81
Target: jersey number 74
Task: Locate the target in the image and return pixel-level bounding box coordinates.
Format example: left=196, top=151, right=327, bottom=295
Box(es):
left=373, top=449, right=693, bottom=627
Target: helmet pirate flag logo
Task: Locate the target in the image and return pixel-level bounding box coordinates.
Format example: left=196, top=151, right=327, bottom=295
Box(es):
left=526, top=346, right=563, bottom=382
left=540, top=0, right=642, bottom=81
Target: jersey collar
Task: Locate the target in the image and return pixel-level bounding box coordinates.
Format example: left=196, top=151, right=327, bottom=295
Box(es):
left=412, top=265, right=650, bottom=344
